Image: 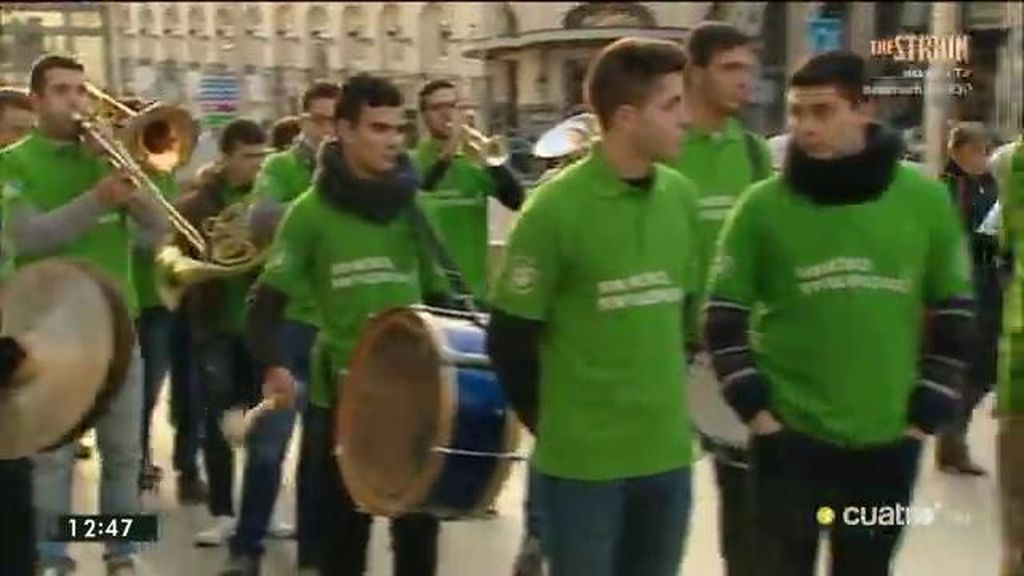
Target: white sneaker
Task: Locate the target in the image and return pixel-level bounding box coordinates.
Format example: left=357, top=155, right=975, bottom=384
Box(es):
left=267, top=520, right=295, bottom=540
left=194, top=515, right=236, bottom=547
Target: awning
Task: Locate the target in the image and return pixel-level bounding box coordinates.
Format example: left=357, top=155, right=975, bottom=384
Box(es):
left=462, top=27, right=690, bottom=60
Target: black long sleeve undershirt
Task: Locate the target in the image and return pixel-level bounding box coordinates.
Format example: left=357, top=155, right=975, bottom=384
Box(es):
left=421, top=159, right=453, bottom=192
left=487, top=165, right=525, bottom=210
left=421, top=159, right=525, bottom=211
left=246, top=283, right=290, bottom=369
left=486, top=309, right=544, bottom=434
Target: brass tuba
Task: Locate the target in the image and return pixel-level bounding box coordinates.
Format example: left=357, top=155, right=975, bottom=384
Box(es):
left=532, top=112, right=600, bottom=161
left=74, top=82, right=207, bottom=256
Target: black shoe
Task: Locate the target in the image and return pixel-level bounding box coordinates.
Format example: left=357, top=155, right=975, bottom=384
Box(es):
left=177, top=474, right=209, bottom=505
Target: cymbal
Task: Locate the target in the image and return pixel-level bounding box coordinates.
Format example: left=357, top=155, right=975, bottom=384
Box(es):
left=0, top=260, right=117, bottom=460
left=47, top=260, right=136, bottom=451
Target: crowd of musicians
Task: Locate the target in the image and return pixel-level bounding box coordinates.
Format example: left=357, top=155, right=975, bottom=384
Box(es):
left=0, top=20, right=1021, bottom=576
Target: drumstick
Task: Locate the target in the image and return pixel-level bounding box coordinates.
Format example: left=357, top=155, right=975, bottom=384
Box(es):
left=221, top=396, right=280, bottom=447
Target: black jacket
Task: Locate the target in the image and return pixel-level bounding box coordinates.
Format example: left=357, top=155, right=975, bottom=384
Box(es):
left=941, top=159, right=1000, bottom=269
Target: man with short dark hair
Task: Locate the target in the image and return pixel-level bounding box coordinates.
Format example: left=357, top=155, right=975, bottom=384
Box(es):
left=488, top=38, right=699, bottom=576
left=246, top=74, right=450, bottom=576
left=169, top=119, right=271, bottom=550
left=665, top=21, right=771, bottom=576
left=411, top=78, right=524, bottom=304
left=221, top=81, right=343, bottom=574
left=2, top=53, right=169, bottom=576
left=270, top=116, right=301, bottom=152
left=705, top=50, right=973, bottom=576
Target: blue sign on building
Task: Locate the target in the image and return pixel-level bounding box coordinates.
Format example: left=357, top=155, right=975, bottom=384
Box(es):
left=807, top=17, right=844, bottom=54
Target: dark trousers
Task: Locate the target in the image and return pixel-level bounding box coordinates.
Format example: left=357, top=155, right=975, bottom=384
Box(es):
left=310, top=405, right=440, bottom=575
left=169, top=312, right=201, bottom=479
left=750, top=428, right=923, bottom=576
left=709, top=450, right=757, bottom=576
left=196, top=334, right=256, bottom=517
left=138, top=306, right=174, bottom=465
left=0, top=458, right=36, bottom=574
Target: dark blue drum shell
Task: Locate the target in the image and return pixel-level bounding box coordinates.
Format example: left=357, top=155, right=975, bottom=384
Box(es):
left=422, top=312, right=514, bottom=517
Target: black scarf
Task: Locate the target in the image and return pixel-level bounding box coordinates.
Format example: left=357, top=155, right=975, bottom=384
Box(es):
left=315, top=139, right=419, bottom=224
left=784, top=124, right=903, bottom=205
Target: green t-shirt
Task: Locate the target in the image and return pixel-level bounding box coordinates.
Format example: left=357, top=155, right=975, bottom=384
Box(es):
left=997, top=139, right=1024, bottom=414
left=254, top=143, right=318, bottom=326
left=132, top=170, right=178, bottom=310
left=708, top=165, right=972, bottom=446
left=260, top=188, right=444, bottom=409
left=411, top=139, right=496, bottom=302
left=0, top=131, right=138, bottom=316
left=491, top=147, right=700, bottom=481
left=664, top=117, right=771, bottom=301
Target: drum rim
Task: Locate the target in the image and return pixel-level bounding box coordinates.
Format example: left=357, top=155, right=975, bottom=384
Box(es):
left=468, top=413, right=522, bottom=515
left=49, top=260, right=135, bottom=450
left=409, top=307, right=519, bottom=516
left=336, top=307, right=457, bottom=517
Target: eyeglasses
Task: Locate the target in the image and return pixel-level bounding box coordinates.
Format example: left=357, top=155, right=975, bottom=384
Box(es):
left=304, top=113, right=334, bottom=126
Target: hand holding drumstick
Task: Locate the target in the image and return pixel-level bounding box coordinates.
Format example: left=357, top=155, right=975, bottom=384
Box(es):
left=222, top=367, right=296, bottom=446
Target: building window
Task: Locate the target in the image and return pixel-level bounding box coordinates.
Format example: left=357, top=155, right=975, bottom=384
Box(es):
left=245, top=6, right=262, bottom=35
left=563, top=2, right=656, bottom=29
left=274, top=5, right=294, bottom=37
left=216, top=6, right=235, bottom=38
left=499, top=3, right=519, bottom=37
left=138, top=6, right=155, bottom=61
left=162, top=6, right=181, bottom=36
left=342, top=5, right=367, bottom=63
left=308, top=6, right=330, bottom=75
left=379, top=4, right=404, bottom=69
left=187, top=6, right=205, bottom=37
left=420, top=3, right=444, bottom=68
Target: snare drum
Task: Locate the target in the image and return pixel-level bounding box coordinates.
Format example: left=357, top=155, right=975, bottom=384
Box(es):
left=336, top=306, right=521, bottom=519
left=688, top=351, right=749, bottom=450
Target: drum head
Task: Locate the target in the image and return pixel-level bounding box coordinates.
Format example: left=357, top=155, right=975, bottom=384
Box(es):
left=50, top=261, right=136, bottom=450
left=0, top=260, right=119, bottom=459
left=336, top=308, right=453, bottom=517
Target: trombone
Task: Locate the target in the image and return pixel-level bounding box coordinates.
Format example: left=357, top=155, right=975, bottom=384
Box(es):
left=74, top=83, right=207, bottom=257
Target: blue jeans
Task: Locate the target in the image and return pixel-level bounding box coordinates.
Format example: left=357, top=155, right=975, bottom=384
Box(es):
left=33, top=347, right=144, bottom=566
left=230, top=321, right=317, bottom=560
left=537, top=467, right=693, bottom=576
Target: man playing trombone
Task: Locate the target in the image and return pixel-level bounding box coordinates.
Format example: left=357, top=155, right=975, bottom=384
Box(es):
left=0, top=54, right=170, bottom=576
left=411, top=80, right=525, bottom=304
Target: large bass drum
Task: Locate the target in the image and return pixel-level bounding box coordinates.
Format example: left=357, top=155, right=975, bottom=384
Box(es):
left=335, top=306, right=520, bottom=519
left=688, top=351, right=749, bottom=451
left=0, top=259, right=134, bottom=459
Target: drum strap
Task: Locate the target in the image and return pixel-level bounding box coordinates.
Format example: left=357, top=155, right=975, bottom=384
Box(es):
left=407, top=203, right=486, bottom=327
